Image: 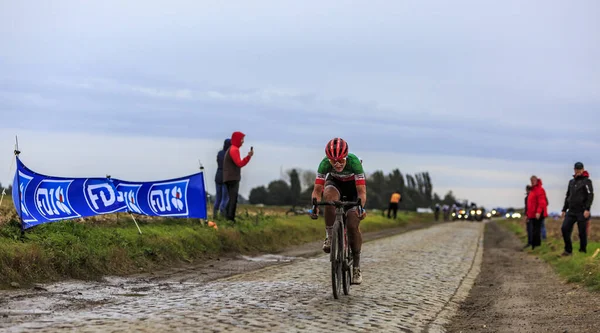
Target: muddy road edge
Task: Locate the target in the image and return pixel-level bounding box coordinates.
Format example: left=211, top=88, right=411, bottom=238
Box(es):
left=446, top=220, right=600, bottom=333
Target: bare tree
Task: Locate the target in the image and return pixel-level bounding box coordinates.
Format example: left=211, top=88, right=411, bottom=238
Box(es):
left=301, top=169, right=316, bottom=191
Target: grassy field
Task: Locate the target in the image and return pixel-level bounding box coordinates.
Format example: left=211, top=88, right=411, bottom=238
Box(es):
left=499, top=217, right=600, bottom=291
left=0, top=194, right=433, bottom=288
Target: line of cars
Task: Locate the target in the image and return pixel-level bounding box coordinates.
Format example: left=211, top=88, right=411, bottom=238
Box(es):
left=451, top=203, right=524, bottom=222
left=501, top=208, right=522, bottom=219
left=486, top=207, right=522, bottom=219
left=494, top=207, right=561, bottom=220
left=451, top=202, right=487, bottom=222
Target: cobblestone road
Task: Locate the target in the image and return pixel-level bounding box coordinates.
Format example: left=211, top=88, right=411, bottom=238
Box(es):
left=0, top=222, right=484, bottom=332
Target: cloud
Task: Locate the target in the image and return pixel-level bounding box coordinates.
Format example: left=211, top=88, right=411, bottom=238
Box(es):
left=0, top=91, right=58, bottom=108
left=2, top=75, right=599, bottom=169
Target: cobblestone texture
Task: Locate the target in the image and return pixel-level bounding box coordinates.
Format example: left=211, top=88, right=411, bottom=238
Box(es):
left=0, top=221, right=484, bottom=332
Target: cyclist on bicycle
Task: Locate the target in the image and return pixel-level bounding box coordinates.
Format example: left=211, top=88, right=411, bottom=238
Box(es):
left=310, top=138, right=367, bottom=284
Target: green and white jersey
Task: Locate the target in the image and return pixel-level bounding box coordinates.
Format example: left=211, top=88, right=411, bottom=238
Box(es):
left=315, top=153, right=366, bottom=185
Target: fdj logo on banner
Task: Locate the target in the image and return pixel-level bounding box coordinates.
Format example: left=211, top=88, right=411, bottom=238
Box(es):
left=149, top=180, right=189, bottom=217
left=13, top=156, right=208, bottom=229
left=35, top=180, right=81, bottom=221
left=14, top=170, right=37, bottom=224
left=118, top=183, right=143, bottom=214
left=84, top=179, right=126, bottom=214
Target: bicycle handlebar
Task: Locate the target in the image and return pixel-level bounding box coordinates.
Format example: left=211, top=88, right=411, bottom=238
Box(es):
left=312, top=198, right=362, bottom=209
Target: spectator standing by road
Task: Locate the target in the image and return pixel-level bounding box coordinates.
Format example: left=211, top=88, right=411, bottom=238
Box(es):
left=223, top=131, right=253, bottom=222
left=213, top=138, right=231, bottom=219
left=442, top=204, right=450, bottom=221
left=523, top=185, right=533, bottom=249
left=561, top=162, right=594, bottom=256
left=387, top=190, right=401, bottom=219
left=526, top=175, right=548, bottom=249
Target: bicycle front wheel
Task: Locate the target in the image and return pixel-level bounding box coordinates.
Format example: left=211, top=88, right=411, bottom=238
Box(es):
left=330, top=219, right=343, bottom=299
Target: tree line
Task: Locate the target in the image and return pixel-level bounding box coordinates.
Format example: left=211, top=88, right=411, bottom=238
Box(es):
left=248, top=168, right=461, bottom=211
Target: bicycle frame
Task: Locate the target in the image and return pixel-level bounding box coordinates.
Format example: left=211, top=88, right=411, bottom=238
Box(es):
left=312, top=198, right=361, bottom=299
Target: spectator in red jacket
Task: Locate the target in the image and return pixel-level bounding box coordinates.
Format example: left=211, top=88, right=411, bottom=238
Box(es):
left=526, top=175, right=548, bottom=249
left=222, top=131, right=253, bottom=222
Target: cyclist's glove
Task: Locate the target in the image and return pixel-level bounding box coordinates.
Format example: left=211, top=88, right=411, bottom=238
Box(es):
left=310, top=198, right=319, bottom=220
left=310, top=207, right=319, bottom=220
left=358, top=206, right=366, bottom=219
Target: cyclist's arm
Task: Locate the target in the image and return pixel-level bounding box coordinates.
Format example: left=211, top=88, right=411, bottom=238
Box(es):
left=312, top=171, right=327, bottom=202
left=352, top=156, right=367, bottom=207
left=312, top=183, right=324, bottom=202
left=357, top=184, right=367, bottom=208
left=312, top=159, right=330, bottom=203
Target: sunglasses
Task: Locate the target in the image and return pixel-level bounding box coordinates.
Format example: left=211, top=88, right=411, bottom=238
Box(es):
left=329, top=158, right=346, bottom=165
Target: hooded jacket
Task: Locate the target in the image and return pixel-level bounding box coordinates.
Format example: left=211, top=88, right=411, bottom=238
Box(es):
left=562, top=171, right=594, bottom=213
left=215, top=138, right=231, bottom=183
left=223, top=131, right=251, bottom=182
left=526, top=178, right=548, bottom=219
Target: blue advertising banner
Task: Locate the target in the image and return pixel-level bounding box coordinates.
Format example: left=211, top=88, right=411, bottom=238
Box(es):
left=12, top=156, right=207, bottom=229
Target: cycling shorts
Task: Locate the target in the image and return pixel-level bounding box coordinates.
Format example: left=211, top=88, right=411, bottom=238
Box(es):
left=325, top=176, right=358, bottom=202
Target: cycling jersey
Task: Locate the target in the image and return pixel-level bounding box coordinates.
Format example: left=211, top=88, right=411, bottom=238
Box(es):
left=315, top=153, right=366, bottom=186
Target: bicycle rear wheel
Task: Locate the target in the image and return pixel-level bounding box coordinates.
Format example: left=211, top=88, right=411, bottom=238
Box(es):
left=330, top=219, right=343, bottom=299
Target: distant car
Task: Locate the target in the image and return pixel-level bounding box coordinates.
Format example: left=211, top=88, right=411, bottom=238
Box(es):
left=452, top=207, right=465, bottom=220
left=487, top=208, right=503, bottom=218
left=473, top=207, right=486, bottom=221
left=463, top=206, right=486, bottom=221
left=504, top=209, right=522, bottom=219
left=452, top=207, right=476, bottom=221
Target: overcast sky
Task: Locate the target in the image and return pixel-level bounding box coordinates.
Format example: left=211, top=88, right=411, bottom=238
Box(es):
left=1, top=0, right=598, bottom=213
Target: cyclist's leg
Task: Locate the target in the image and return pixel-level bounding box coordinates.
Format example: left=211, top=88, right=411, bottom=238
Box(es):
left=336, top=180, right=362, bottom=283
left=322, top=179, right=341, bottom=252
left=347, top=208, right=363, bottom=284
left=346, top=209, right=361, bottom=266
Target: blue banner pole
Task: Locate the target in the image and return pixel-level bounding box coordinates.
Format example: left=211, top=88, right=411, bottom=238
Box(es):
left=106, top=174, right=142, bottom=235
left=14, top=136, right=25, bottom=237
left=199, top=159, right=208, bottom=226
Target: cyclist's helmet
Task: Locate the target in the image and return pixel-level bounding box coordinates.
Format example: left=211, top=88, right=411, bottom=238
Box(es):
left=325, top=138, right=349, bottom=160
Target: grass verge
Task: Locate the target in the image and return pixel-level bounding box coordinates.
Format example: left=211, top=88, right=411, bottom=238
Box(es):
left=0, top=203, right=433, bottom=288
left=498, top=218, right=600, bottom=292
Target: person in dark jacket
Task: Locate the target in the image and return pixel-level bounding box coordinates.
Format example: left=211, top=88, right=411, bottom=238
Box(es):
left=561, top=162, right=594, bottom=256
left=213, top=138, right=231, bottom=218
left=223, top=131, right=253, bottom=222
left=541, top=194, right=548, bottom=240
left=523, top=185, right=532, bottom=249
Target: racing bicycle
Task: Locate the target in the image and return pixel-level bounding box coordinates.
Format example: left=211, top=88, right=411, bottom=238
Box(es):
left=312, top=197, right=362, bottom=299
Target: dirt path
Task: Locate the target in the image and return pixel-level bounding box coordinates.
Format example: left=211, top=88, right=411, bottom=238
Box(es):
left=446, top=221, right=600, bottom=333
